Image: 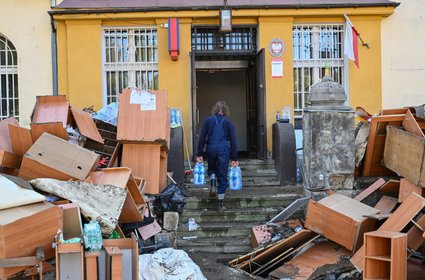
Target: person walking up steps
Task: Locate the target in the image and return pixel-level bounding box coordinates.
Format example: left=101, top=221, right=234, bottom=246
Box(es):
left=196, top=101, right=239, bottom=212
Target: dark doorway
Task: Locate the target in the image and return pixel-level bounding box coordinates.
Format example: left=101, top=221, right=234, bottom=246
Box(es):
left=191, top=52, right=266, bottom=159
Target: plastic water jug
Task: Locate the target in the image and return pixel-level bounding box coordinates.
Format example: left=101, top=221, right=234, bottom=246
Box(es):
left=229, top=166, right=242, bottom=190
left=193, top=162, right=205, bottom=186
left=83, top=221, right=103, bottom=251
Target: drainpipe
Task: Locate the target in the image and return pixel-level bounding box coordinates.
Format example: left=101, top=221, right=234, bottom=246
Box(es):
left=49, top=12, right=58, bottom=96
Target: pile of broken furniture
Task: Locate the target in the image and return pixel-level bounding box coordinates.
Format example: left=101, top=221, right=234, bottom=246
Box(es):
left=0, top=90, right=173, bottom=280
left=230, top=106, right=425, bottom=280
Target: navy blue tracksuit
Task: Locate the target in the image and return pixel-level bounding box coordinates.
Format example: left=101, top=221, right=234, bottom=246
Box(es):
left=197, top=114, right=238, bottom=194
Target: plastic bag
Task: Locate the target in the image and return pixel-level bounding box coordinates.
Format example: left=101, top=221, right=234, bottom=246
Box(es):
left=193, top=162, right=205, bottom=186
left=228, top=166, right=242, bottom=190
left=153, top=183, right=187, bottom=220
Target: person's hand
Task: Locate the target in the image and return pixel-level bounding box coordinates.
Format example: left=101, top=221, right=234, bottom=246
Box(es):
left=231, top=161, right=239, bottom=167
left=196, top=156, right=203, bottom=163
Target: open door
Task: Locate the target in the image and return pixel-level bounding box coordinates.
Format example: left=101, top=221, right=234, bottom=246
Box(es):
left=256, top=49, right=267, bottom=159
left=190, top=52, right=198, bottom=159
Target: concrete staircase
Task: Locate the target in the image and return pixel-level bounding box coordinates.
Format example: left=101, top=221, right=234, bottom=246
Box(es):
left=177, top=159, right=304, bottom=255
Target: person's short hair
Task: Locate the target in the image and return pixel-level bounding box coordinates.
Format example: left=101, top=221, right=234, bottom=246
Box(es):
left=211, top=101, right=230, bottom=116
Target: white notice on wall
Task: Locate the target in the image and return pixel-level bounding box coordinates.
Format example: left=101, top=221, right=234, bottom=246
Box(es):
left=141, top=94, right=156, bottom=111
left=130, top=89, right=151, bottom=104
left=271, top=59, right=283, bottom=78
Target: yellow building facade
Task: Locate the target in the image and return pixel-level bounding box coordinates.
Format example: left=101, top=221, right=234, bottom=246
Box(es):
left=52, top=1, right=397, bottom=158
left=0, top=0, right=53, bottom=126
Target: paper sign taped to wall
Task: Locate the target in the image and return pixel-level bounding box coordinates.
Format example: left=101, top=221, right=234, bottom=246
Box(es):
left=130, top=89, right=151, bottom=104
left=141, top=94, right=156, bottom=111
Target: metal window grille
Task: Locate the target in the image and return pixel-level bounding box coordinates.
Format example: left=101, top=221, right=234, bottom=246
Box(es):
left=103, top=27, right=158, bottom=105
left=191, top=26, right=257, bottom=53
left=0, top=34, right=18, bottom=120
left=293, top=24, right=344, bottom=118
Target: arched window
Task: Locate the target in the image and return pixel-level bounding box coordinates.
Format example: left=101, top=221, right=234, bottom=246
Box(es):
left=0, top=34, right=18, bottom=119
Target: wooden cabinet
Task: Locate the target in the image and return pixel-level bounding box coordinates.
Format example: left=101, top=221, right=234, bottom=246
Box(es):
left=364, top=231, right=406, bottom=280
left=121, top=144, right=168, bottom=195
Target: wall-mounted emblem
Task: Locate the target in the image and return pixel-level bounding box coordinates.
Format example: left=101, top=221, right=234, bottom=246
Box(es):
left=269, top=38, right=285, bottom=57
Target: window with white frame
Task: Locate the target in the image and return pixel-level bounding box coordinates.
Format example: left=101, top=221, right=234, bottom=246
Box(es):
left=293, top=24, right=344, bottom=118
left=103, top=27, right=158, bottom=104
left=0, top=34, right=18, bottom=119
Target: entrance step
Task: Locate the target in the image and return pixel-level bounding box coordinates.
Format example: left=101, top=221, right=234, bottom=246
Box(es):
left=177, top=158, right=305, bottom=256
left=178, top=236, right=252, bottom=254
left=184, top=189, right=301, bottom=209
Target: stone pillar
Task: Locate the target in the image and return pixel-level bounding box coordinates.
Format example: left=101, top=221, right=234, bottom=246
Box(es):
left=302, top=76, right=355, bottom=194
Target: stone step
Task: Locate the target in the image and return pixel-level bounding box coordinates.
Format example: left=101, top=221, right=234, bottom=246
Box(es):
left=184, top=191, right=301, bottom=209
left=177, top=236, right=252, bottom=254
left=180, top=207, right=283, bottom=223
left=188, top=180, right=283, bottom=187
left=177, top=222, right=254, bottom=238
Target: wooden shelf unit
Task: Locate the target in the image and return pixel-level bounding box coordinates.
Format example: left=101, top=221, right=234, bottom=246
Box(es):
left=121, top=143, right=168, bottom=195
left=364, top=231, right=407, bottom=280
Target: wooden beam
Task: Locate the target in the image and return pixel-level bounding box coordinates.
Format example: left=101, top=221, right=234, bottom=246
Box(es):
left=353, top=178, right=386, bottom=202
left=85, top=252, right=100, bottom=280
left=105, top=247, right=123, bottom=280
left=399, top=178, right=424, bottom=203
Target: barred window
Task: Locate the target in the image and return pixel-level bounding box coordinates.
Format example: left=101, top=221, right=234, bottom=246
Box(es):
left=293, top=25, right=344, bottom=118
left=102, top=27, right=158, bottom=105
left=0, top=34, right=18, bottom=119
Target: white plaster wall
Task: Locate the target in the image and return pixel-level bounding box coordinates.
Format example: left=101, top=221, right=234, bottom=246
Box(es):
left=381, top=0, right=425, bottom=108
left=0, top=0, right=53, bottom=126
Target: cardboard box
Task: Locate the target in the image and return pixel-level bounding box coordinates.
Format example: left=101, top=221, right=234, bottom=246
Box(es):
left=0, top=202, right=63, bottom=279
left=305, top=193, right=379, bottom=252
left=19, top=133, right=99, bottom=180
left=383, top=125, right=425, bottom=186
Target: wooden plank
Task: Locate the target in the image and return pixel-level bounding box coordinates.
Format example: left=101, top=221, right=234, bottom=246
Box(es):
left=30, top=122, right=68, bottom=142
left=0, top=117, right=18, bottom=152
left=351, top=192, right=425, bottom=271
left=105, top=247, right=123, bottom=280
left=238, top=230, right=317, bottom=272
left=374, top=195, right=398, bottom=215
left=19, top=133, right=99, bottom=180
left=407, top=214, right=425, bottom=252
left=403, top=110, right=425, bottom=138
left=86, top=167, right=131, bottom=189
left=117, top=89, right=168, bottom=144
left=305, top=194, right=379, bottom=252
left=380, top=108, right=410, bottom=115
left=31, top=95, right=69, bottom=127
left=85, top=252, right=100, bottom=280
left=399, top=178, right=424, bottom=203
left=353, top=178, right=386, bottom=201
left=0, top=150, right=21, bottom=169
left=268, top=241, right=351, bottom=280
left=383, top=126, right=425, bottom=186
left=379, top=179, right=400, bottom=194
left=86, top=167, right=143, bottom=223
left=0, top=256, right=40, bottom=268
left=70, top=106, right=104, bottom=144
left=362, top=115, right=404, bottom=176
left=8, top=124, right=33, bottom=157
left=253, top=235, right=321, bottom=277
